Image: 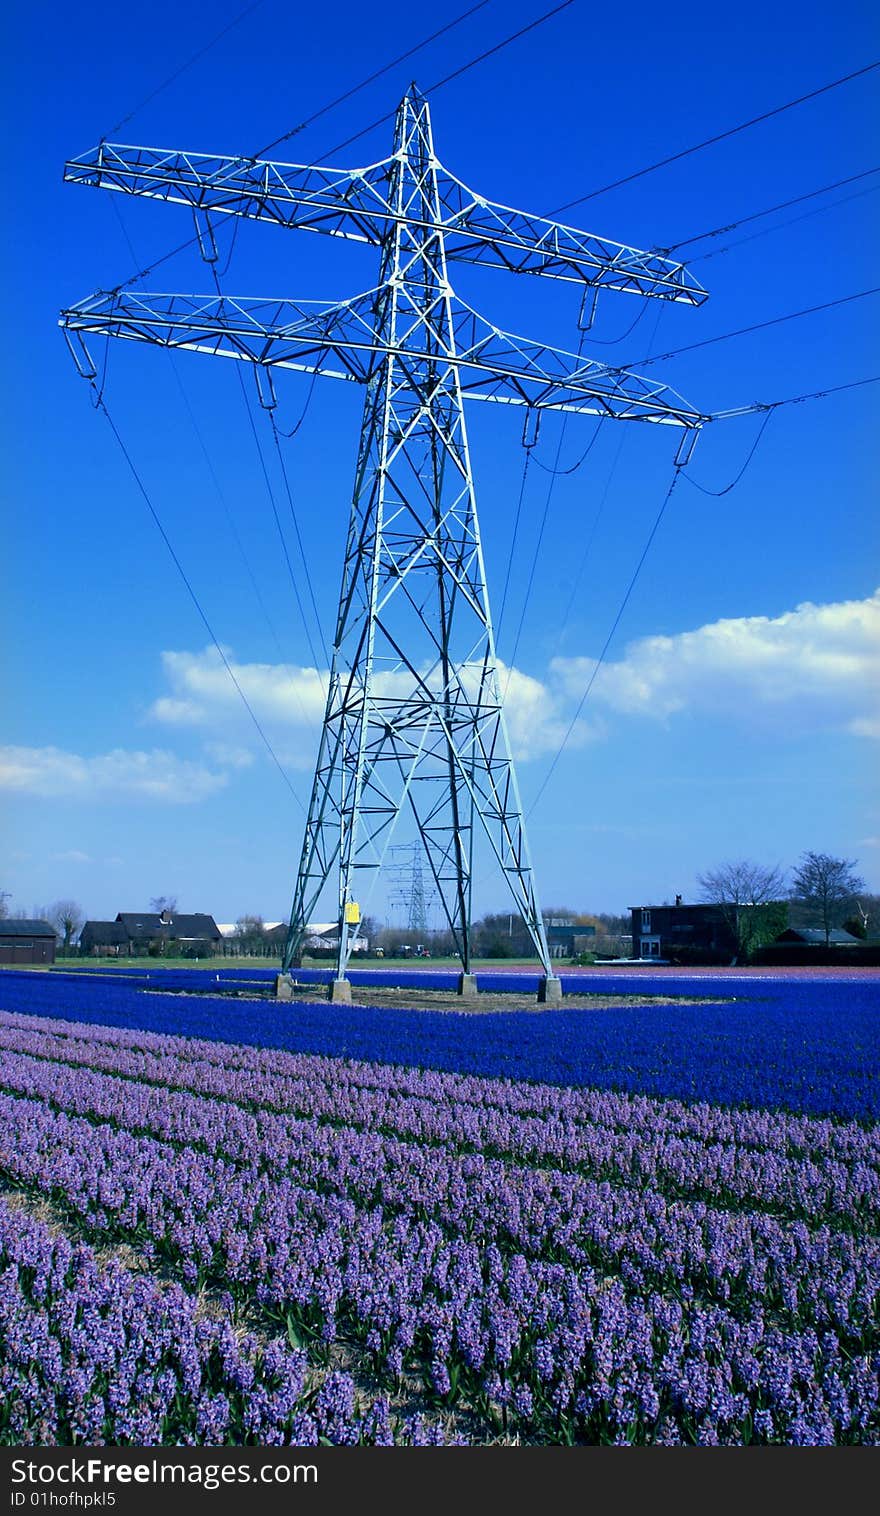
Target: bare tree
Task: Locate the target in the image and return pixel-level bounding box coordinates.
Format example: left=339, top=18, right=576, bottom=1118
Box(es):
left=235, top=915, right=266, bottom=956
left=0, top=889, right=11, bottom=921
left=50, top=900, right=85, bottom=956
left=790, top=852, right=866, bottom=946
left=697, top=860, right=787, bottom=962
left=150, top=895, right=178, bottom=916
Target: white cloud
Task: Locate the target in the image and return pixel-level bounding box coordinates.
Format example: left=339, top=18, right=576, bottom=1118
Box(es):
left=149, top=647, right=599, bottom=763
left=0, top=746, right=228, bottom=803
left=136, top=589, right=876, bottom=790
left=49, top=850, right=93, bottom=864
left=491, top=661, right=601, bottom=759
left=550, top=590, right=880, bottom=737
left=203, top=742, right=255, bottom=770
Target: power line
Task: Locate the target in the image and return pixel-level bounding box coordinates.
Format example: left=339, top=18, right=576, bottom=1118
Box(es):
left=228, top=351, right=326, bottom=693
left=527, top=467, right=682, bottom=815
left=269, top=414, right=331, bottom=667
left=582, top=300, right=650, bottom=347
left=502, top=412, right=570, bottom=694
left=529, top=416, right=605, bottom=476
left=555, top=424, right=627, bottom=639
left=549, top=59, right=880, bottom=215
left=680, top=409, right=774, bottom=496
left=552, top=302, right=664, bottom=656
left=663, top=165, right=880, bottom=253
left=494, top=447, right=531, bottom=642
left=109, top=195, right=290, bottom=662
left=110, top=195, right=322, bottom=754
left=315, top=0, right=577, bottom=163
left=711, top=372, right=880, bottom=419
left=92, top=390, right=305, bottom=811
left=106, top=1, right=270, bottom=138
left=688, top=181, right=880, bottom=265
left=169, top=357, right=290, bottom=663
left=527, top=360, right=879, bottom=809
left=254, top=1, right=494, bottom=158
left=626, top=286, right=880, bottom=370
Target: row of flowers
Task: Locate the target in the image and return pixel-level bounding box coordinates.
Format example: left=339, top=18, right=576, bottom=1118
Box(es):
left=0, top=972, right=877, bottom=1122
left=1, top=1016, right=876, bottom=1231
left=4, top=1007, right=876, bottom=1163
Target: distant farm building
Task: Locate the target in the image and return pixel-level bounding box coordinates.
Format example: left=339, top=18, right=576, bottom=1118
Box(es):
left=0, top=919, right=57, bottom=965
left=79, top=911, right=223, bottom=956
left=630, top=900, right=736, bottom=962
left=543, top=916, right=599, bottom=959
left=630, top=897, right=794, bottom=963
left=116, top=911, right=223, bottom=956
left=79, top=921, right=130, bottom=957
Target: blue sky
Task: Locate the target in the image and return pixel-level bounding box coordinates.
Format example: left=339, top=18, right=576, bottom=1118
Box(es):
left=2, top=0, right=878, bottom=928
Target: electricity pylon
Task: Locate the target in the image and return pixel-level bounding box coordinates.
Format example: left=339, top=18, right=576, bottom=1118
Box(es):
left=61, top=86, right=707, bottom=998
left=389, top=841, right=436, bottom=936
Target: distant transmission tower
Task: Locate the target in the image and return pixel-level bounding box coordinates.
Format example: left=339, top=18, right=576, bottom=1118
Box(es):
left=61, top=86, right=706, bottom=1000
left=389, top=841, right=436, bottom=935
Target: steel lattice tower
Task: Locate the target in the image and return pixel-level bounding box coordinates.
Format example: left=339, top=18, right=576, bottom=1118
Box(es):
left=389, top=842, right=436, bottom=936
left=61, top=86, right=707, bottom=998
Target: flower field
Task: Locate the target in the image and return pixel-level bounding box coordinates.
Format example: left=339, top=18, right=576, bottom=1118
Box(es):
left=0, top=970, right=878, bottom=1445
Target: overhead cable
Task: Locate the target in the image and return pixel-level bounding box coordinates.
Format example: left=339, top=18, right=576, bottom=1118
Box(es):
left=688, top=181, right=880, bottom=264
left=527, top=467, right=682, bottom=816
left=106, top=1, right=270, bottom=138
left=663, top=165, right=880, bottom=253
left=314, top=0, right=577, bottom=163
left=549, top=59, right=880, bottom=215
left=269, top=413, right=331, bottom=667
left=254, top=0, right=494, bottom=158
left=680, top=409, right=774, bottom=496
left=711, top=372, right=880, bottom=420
left=494, top=450, right=531, bottom=642
left=92, top=391, right=305, bottom=811
left=626, top=286, right=880, bottom=369
left=109, top=195, right=290, bottom=661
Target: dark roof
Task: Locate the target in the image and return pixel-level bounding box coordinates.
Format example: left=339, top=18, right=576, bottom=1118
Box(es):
left=80, top=921, right=130, bottom=945
left=628, top=902, right=721, bottom=912
left=776, top=927, right=861, bottom=945
left=0, top=919, right=56, bottom=937
left=116, top=912, right=222, bottom=939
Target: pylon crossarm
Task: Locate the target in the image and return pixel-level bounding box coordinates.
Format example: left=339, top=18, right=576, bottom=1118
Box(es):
left=435, top=166, right=707, bottom=304
left=65, top=142, right=706, bottom=305
left=64, top=143, right=397, bottom=248
left=61, top=289, right=705, bottom=428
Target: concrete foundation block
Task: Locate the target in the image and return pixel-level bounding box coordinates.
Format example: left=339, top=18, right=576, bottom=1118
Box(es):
left=537, top=974, right=563, bottom=1005
left=457, top=973, right=479, bottom=999
left=275, top=974, right=294, bottom=1001
left=329, top=977, right=352, bottom=1003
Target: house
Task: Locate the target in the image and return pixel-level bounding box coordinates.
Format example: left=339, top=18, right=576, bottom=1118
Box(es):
left=79, top=920, right=130, bottom=957
left=629, top=899, right=737, bottom=963
left=0, top=919, right=57, bottom=965
left=115, top=910, right=223, bottom=955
